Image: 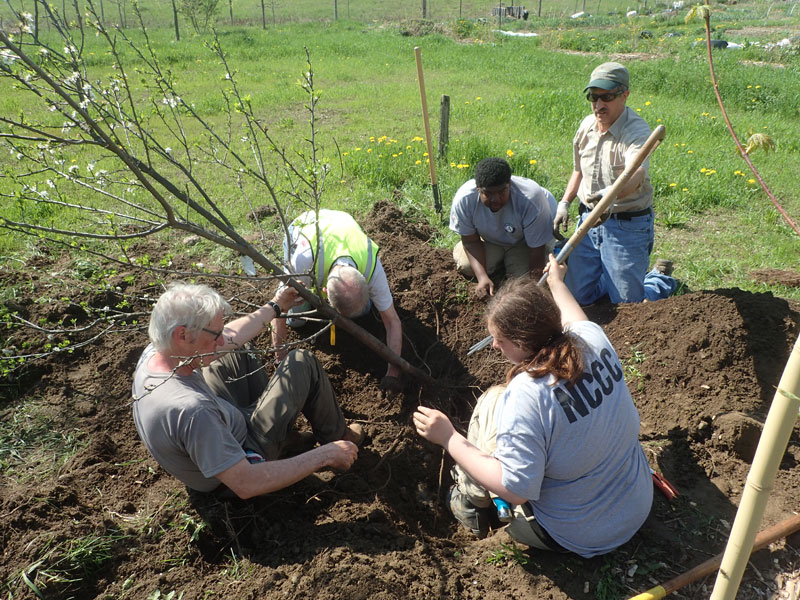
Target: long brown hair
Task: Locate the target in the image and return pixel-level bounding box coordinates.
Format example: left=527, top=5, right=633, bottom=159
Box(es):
left=487, top=277, right=584, bottom=385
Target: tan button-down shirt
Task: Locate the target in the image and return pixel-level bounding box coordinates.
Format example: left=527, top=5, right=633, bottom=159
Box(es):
left=572, top=106, right=653, bottom=213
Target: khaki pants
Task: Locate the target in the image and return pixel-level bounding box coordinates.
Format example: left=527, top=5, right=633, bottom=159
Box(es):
left=202, top=348, right=345, bottom=461
left=453, top=385, right=563, bottom=551
left=453, top=240, right=530, bottom=279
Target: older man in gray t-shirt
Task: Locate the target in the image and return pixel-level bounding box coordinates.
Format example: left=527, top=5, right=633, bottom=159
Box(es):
left=450, top=157, right=556, bottom=300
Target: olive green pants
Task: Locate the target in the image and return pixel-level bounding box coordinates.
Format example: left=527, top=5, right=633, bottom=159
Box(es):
left=202, top=348, right=345, bottom=460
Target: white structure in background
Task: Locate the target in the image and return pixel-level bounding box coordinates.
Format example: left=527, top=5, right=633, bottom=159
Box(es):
left=495, top=30, right=539, bottom=36
left=626, top=10, right=638, bottom=16
left=571, top=11, right=586, bottom=18
left=673, top=1, right=684, bottom=8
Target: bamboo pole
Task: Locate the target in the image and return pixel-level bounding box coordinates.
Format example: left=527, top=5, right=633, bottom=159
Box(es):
left=709, top=335, right=800, bottom=599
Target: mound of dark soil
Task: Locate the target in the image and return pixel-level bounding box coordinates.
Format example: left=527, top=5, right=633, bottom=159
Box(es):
left=1, top=201, right=799, bottom=599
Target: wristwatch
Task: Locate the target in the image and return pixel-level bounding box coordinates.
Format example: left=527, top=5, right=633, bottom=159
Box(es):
left=266, top=300, right=281, bottom=318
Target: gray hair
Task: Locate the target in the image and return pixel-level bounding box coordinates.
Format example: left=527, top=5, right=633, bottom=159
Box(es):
left=148, top=282, right=231, bottom=353
left=327, top=265, right=369, bottom=318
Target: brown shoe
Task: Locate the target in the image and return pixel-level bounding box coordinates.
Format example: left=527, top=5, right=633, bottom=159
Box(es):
left=279, top=430, right=317, bottom=457
left=655, top=259, right=674, bottom=276
left=342, top=423, right=365, bottom=447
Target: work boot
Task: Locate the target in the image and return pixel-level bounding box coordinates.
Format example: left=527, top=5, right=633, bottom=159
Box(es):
left=655, top=259, right=674, bottom=276
left=341, top=423, right=365, bottom=447
left=279, top=430, right=317, bottom=457
left=448, top=485, right=490, bottom=539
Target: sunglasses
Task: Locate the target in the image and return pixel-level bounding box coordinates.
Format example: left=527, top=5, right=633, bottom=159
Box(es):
left=585, top=89, right=625, bottom=103
left=201, top=327, right=223, bottom=341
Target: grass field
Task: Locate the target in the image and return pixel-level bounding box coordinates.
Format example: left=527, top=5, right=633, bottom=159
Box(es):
left=0, top=0, right=798, bottom=299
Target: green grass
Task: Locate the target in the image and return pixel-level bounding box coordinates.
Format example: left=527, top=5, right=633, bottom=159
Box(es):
left=4, top=528, right=129, bottom=599
left=0, top=0, right=798, bottom=301
left=0, top=397, right=85, bottom=480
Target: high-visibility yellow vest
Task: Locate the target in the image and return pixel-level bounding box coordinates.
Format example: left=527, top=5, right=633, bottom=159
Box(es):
left=291, top=209, right=379, bottom=290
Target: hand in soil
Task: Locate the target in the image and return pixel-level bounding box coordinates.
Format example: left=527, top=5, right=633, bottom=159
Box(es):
left=413, top=406, right=455, bottom=447
left=475, top=278, right=494, bottom=300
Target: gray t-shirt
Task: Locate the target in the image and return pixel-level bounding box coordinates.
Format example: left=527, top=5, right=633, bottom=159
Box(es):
left=449, top=175, right=557, bottom=248
left=495, top=321, right=653, bottom=557
left=131, top=345, right=247, bottom=492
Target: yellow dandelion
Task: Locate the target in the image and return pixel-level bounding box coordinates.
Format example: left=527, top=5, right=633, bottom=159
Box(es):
left=423, top=152, right=429, bottom=157
left=755, top=85, right=761, bottom=89
left=636, top=108, right=641, bottom=112
left=392, top=153, right=398, bottom=158
left=476, top=96, right=481, bottom=100
left=412, top=136, right=424, bottom=142
left=687, top=150, right=694, bottom=154
left=450, top=162, right=457, bottom=167
left=370, top=136, right=375, bottom=142
left=657, top=118, right=662, bottom=123
left=354, top=147, right=361, bottom=151
left=669, top=182, right=677, bottom=187
left=520, top=104, right=525, bottom=108
left=343, top=152, right=349, bottom=156
left=415, top=160, right=422, bottom=165
left=747, top=178, right=756, bottom=184
left=682, top=188, right=688, bottom=192
left=645, top=101, right=651, bottom=106
left=506, top=149, right=514, bottom=158
left=529, top=159, right=537, bottom=165
left=465, top=101, right=471, bottom=104
left=700, top=168, right=707, bottom=173
left=367, top=148, right=372, bottom=153
left=747, top=85, right=752, bottom=89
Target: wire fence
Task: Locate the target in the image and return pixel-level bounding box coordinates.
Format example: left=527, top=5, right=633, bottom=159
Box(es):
left=0, top=0, right=670, bottom=32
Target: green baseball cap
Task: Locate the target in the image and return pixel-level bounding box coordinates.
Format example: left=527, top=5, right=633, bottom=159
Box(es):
left=583, top=62, right=629, bottom=92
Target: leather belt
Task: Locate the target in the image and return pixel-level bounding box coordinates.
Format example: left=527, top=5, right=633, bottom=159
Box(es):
left=579, top=203, right=652, bottom=220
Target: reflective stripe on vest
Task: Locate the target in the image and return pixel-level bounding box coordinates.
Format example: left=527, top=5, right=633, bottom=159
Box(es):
left=291, top=210, right=379, bottom=290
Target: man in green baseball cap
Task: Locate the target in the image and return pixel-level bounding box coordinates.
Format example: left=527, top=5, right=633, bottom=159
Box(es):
left=552, top=61, right=676, bottom=305
left=583, top=61, right=630, bottom=92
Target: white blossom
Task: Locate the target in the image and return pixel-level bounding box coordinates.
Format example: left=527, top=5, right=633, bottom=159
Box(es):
left=68, top=165, right=79, bottom=173
left=164, top=147, right=173, bottom=155
left=87, top=161, right=95, bottom=172
left=1, top=51, right=18, bottom=65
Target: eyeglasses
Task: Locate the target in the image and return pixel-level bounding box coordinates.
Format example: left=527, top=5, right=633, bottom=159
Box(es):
left=201, top=327, right=223, bottom=341
left=586, top=89, right=625, bottom=103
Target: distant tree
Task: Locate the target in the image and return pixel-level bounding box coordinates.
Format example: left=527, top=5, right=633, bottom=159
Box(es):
left=171, top=0, right=181, bottom=40
left=178, top=0, right=220, bottom=32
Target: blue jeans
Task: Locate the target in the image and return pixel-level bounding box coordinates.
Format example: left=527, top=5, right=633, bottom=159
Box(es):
left=564, top=212, right=676, bottom=305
